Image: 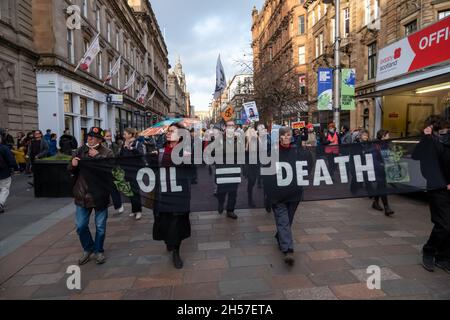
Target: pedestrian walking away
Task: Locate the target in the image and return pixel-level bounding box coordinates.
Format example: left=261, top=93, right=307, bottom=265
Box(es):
left=0, top=135, right=17, bottom=214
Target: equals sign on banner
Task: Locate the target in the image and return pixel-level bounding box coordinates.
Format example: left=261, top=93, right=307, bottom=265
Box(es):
left=215, top=167, right=242, bottom=185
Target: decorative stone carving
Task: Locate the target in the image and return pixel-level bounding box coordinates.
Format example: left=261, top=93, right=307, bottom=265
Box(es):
left=0, top=59, right=16, bottom=100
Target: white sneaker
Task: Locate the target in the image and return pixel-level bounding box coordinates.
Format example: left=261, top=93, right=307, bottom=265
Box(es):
left=135, top=212, right=142, bottom=220
left=129, top=213, right=135, bottom=217
left=117, top=206, right=124, bottom=214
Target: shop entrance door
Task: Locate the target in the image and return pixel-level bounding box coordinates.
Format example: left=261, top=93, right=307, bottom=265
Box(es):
left=406, top=104, right=434, bottom=137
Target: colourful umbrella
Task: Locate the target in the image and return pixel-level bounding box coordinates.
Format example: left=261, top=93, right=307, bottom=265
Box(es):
left=140, top=118, right=201, bottom=137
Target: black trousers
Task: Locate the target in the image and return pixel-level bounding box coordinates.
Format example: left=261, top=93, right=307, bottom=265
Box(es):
left=129, top=181, right=142, bottom=213
left=217, top=189, right=238, bottom=212
left=423, top=189, right=450, bottom=262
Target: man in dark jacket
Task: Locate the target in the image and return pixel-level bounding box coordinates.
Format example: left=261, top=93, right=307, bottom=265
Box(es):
left=27, top=130, right=49, bottom=162
left=0, top=136, right=17, bottom=214
left=60, top=130, right=78, bottom=155
left=69, top=127, right=113, bottom=265
left=413, top=118, right=450, bottom=273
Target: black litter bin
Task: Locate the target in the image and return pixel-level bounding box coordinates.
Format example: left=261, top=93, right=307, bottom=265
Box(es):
left=33, top=161, right=73, bottom=198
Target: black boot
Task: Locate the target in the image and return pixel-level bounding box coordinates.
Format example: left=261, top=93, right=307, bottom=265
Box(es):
left=173, top=250, right=183, bottom=269
left=226, top=211, right=238, bottom=220
left=384, top=206, right=395, bottom=217
left=372, top=200, right=383, bottom=211
left=248, top=195, right=256, bottom=208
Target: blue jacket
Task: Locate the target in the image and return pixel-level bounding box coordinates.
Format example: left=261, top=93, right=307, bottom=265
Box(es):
left=0, top=144, right=17, bottom=179
left=48, top=140, right=58, bottom=157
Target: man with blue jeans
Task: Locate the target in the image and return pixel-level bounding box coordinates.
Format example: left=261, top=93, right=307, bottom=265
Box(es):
left=69, top=127, right=113, bottom=265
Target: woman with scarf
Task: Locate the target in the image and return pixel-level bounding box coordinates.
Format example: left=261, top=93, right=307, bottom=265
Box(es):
left=153, top=123, right=194, bottom=269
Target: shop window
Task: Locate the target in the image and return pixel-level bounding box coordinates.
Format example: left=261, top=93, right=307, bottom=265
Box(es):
left=94, top=102, right=101, bottom=118
left=363, top=108, right=370, bottom=131
left=64, top=94, right=73, bottom=113
left=80, top=98, right=88, bottom=116
left=64, top=116, right=74, bottom=135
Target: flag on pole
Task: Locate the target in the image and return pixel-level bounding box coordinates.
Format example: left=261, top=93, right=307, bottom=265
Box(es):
left=146, top=89, right=157, bottom=104
left=103, top=56, right=122, bottom=85
left=121, top=70, right=136, bottom=92
left=213, top=55, right=227, bottom=100
left=136, top=81, right=149, bottom=104
left=75, top=33, right=101, bottom=72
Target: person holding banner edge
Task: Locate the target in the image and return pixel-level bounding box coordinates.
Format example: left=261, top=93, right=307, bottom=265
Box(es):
left=69, top=127, right=113, bottom=266
left=413, top=116, right=450, bottom=273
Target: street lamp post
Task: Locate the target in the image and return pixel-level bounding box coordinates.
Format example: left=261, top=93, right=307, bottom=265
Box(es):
left=322, top=0, right=341, bottom=129
left=333, top=0, right=341, bottom=131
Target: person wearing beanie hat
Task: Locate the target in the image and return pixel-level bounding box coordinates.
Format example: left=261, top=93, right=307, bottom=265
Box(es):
left=69, top=127, right=113, bottom=266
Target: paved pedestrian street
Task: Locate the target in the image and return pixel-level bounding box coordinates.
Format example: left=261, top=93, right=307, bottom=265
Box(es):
left=1, top=193, right=449, bottom=300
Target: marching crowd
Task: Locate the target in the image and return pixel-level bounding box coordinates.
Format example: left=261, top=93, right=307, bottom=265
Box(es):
left=0, top=111, right=449, bottom=273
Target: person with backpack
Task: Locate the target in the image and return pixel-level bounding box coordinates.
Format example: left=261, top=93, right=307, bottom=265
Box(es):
left=0, top=135, right=17, bottom=214
left=59, top=130, right=78, bottom=156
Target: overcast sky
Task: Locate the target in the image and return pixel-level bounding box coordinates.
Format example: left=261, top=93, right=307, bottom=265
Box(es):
left=151, top=0, right=265, bottom=112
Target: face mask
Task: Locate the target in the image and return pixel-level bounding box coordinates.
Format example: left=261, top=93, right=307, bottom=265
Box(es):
left=86, top=143, right=99, bottom=149
left=329, top=129, right=335, bottom=134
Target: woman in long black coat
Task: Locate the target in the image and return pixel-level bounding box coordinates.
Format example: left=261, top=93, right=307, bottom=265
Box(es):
left=153, top=123, right=193, bottom=269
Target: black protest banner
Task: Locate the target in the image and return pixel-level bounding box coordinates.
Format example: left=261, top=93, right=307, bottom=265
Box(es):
left=79, top=137, right=445, bottom=213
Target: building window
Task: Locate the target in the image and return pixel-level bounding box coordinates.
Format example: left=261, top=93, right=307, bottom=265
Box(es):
left=97, top=53, right=103, bottom=79
left=108, top=59, right=113, bottom=84
left=298, top=46, right=305, bottom=64
left=331, top=18, right=335, bottom=43
left=96, top=7, right=101, bottom=32
left=0, top=1, right=10, bottom=22
left=343, top=8, right=350, bottom=37
left=319, top=33, right=324, bottom=56
left=299, top=75, right=306, bottom=95
left=298, top=15, right=305, bottom=35
left=84, top=40, right=90, bottom=72
left=438, top=10, right=450, bottom=20
left=107, top=20, right=111, bottom=42
left=67, top=29, right=75, bottom=64
left=405, top=20, right=417, bottom=36
left=64, top=94, right=73, bottom=113
left=368, top=42, right=377, bottom=80
left=82, top=0, right=88, bottom=18
left=315, top=36, right=319, bottom=58
left=374, top=0, right=379, bottom=19
left=311, top=11, right=316, bottom=26
left=116, top=31, right=120, bottom=50
left=364, top=0, right=371, bottom=25
left=317, top=5, right=321, bottom=21
left=80, top=98, right=88, bottom=116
